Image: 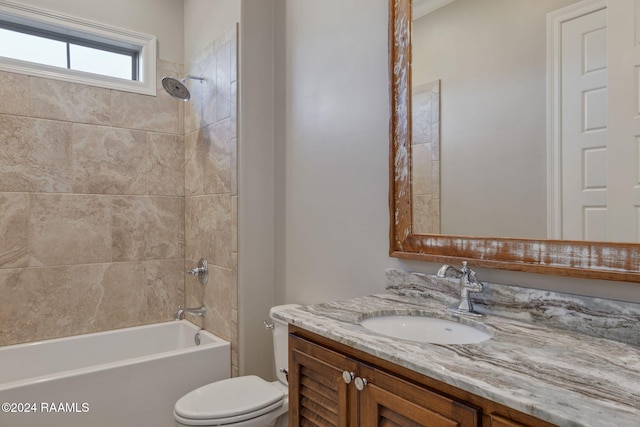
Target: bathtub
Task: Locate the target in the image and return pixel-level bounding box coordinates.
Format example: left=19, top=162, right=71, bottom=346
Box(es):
left=0, top=320, right=230, bottom=427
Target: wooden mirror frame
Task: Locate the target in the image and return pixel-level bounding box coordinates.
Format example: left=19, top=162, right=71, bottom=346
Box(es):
left=388, top=0, right=640, bottom=282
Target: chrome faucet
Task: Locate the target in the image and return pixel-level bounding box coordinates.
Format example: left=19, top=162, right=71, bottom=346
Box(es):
left=437, top=261, right=484, bottom=317
left=176, top=306, right=206, bottom=320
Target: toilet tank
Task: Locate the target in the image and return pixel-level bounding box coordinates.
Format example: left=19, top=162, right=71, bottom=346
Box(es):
left=269, top=304, right=301, bottom=385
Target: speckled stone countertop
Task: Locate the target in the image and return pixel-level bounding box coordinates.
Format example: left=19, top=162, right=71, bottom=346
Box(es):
left=272, top=270, right=640, bottom=427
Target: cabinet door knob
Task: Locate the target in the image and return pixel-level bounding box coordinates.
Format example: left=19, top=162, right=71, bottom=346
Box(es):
left=342, top=371, right=355, bottom=384
left=355, top=377, right=368, bottom=391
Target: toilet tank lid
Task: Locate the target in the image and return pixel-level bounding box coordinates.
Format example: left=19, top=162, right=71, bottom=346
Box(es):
left=269, top=304, right=302, bottom=318
left=174, top=375, right=284, bottom=421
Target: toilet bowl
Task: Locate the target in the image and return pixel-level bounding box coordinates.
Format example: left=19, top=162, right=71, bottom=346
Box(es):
left=174, top=304, right=300, bottom=427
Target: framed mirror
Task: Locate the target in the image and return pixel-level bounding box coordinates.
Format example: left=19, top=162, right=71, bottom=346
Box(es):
left=388, top=0, right=640, bottom=282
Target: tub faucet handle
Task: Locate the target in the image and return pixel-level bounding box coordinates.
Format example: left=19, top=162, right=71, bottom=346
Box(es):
left=187, top=258, right=208, bottom=285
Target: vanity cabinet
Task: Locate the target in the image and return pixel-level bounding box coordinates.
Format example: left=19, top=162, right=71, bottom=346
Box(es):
left=288, top=326, right=556, bottom=427
left=288, top=332, right=358, bottom=425
left=289, top=330, right=477, bottom=426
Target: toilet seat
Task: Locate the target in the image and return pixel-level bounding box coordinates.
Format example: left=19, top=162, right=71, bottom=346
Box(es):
left=174, top=375, right=285, bottom=425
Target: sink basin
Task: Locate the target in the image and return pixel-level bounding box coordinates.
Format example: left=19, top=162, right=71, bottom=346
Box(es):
left=360, top=315, right=491, bottom=344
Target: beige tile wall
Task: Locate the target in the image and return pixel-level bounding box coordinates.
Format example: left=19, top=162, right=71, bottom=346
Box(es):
left=183, top=26, right=239, bottom=376
left=0, top=59, right=187, bottom=346
left=0, top=28, right=239, bottom=376
left=412, top=80, right=441, bottom=234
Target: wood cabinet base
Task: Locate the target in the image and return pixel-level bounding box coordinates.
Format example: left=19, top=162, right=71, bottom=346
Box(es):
left=288, top=326, right=557, bottom=427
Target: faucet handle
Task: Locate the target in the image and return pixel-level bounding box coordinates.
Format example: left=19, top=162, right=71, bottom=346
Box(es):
left=463, top=269, right=483, bottom=293
left=187, top=258, right=208, bottom=285
left=461, top=261, right=477, bottom=277
left=437, top=264, right=462, bottom=278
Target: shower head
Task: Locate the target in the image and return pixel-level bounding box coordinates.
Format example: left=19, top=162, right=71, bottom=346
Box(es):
left=161, top=75, right=204, bottom=101
left=162, top=77, right=190, bottom=101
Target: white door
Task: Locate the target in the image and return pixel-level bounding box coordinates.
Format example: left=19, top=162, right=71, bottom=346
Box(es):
left=561, top=8, right=608, bottom=241
left=607, top=0, right=640, bottom=242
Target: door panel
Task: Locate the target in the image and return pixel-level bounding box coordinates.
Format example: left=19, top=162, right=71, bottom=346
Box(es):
left=561, top=8, right=608, bottom=240
left=359, top=364, right=478, bottom=427
left=289, top=335, right=358, bottom=427
left=489, top=412, right=530, bottom=427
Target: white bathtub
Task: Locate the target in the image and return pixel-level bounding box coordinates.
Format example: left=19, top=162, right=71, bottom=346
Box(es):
left=0, top=320, right=230, bottom=427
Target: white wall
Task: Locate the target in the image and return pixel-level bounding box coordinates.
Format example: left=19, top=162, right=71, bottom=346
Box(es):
left=275, top=0, right=404, bottom=305
left=17, top=0, right=184, bottom=63
left=274, top=0, right=640, bottom=309
left=412, top=0, right=575, bottom=238
left=17, top=0, right=241, bottom=65
left=14, top=2, right=640, bottom=384
left=184, top=0, right=240, bottom=64
left=238, top=0, right=278, bottom=379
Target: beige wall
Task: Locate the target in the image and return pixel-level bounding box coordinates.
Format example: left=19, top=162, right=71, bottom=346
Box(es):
left=0, top=1, right=242, bottom=357
left=0, top=60, right=186, bottom=346
left=182, top=26, right=239, bottom=376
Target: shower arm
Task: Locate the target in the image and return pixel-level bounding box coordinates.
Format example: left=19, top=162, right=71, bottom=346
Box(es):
left=182, top=75, right=204, bottom=83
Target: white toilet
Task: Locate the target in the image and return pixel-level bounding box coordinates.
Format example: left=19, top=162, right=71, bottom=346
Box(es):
left=174, top=304, right=300, bottom=427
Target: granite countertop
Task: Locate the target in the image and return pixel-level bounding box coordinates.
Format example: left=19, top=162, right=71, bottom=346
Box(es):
left=273, top=292, right=640, bottom=427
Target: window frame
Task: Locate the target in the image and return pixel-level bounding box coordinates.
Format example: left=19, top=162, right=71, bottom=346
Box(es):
left=0, top=0, right=156, bottom=95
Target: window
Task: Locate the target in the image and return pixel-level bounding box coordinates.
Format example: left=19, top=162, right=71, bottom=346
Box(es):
left=0, top=22, right=138, bottom=80
left=0, top=0, right=156, bottom=95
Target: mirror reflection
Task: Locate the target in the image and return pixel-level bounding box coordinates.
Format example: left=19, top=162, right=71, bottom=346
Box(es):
left=410, top=0, right=630, bottom=242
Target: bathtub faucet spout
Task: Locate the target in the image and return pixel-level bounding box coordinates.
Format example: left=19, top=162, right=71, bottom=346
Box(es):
left=176, top=306, right=206, bottom=320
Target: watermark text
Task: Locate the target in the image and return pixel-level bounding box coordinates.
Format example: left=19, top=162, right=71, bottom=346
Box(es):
left=2, top=402, right=90, bottom=413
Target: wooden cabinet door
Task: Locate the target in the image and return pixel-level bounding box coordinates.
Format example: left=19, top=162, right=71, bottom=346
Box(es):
left=289, top=335, right=359, bottom=426
left=489, top=413, right=531, bottom=427
left=359, top=364, right=479, bottom=427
